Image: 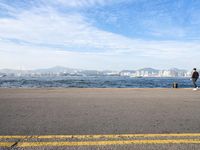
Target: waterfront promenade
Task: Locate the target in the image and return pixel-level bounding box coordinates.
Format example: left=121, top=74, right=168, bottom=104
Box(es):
left=0, top=88, right=200, bottom=149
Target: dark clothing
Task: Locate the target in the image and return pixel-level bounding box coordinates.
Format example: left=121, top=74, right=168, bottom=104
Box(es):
left=192, top=78, right=198, bottom=88
left=192, top=71, right=199, bottom=79
left=192, top=71, right=199, bottom=88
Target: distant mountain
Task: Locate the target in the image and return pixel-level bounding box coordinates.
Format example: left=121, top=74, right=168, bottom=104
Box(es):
left=0, top=66, right=190, bottom=76
left=80, top=70, right=104, bottom=76
left=0, top=66, right=81, bottom=74
left=138, top=68, right=159, bottom=73
left=0, top=69, right=32, bottom=74
left=0, top=69, right=17, bottom=74
left=120, top=70, right=136, bottom=73
left=34, top=66, right=80, bottom=73
left=169, top=68, right=187, bottom=72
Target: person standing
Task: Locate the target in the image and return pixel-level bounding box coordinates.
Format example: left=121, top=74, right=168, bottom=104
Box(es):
left=191, top=68, right=199, bottom=90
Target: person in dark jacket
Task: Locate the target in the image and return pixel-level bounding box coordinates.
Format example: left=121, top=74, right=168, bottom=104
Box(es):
left=191, top=68, right=199, bottom=89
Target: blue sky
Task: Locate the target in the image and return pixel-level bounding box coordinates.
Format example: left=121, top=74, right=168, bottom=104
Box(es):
left=0, top=0, right=200, bottom=70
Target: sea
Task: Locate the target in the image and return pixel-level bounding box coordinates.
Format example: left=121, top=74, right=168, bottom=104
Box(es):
left=0, top=76, right=198, bottom=88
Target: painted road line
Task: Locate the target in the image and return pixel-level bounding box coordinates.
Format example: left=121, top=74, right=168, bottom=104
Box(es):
left=10, top=139, right=200, bottom=147
left=1, top=133, right=200, bottom=139
left=0, top=136, right=28, bottom=139
left=0, top=142, right=15, bottom=147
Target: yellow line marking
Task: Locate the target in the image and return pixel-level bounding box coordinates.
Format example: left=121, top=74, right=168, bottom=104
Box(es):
left=1, top=133, right=200, bottom=139
left=0, top=142, right=15, bottom=147
left=15, top=139, right=200, bottom=147
left=0, top=136, right=29, bottom=139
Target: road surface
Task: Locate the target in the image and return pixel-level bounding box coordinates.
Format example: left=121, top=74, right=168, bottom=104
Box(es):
left=0, top=88, right=200, bottom=149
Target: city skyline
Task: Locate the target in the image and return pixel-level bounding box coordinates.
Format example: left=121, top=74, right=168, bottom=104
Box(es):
left=0, top=66, right=193, bottom=78
left=0, top=0, right=200, bottom=70
left=0, top=65, right=193, bottom=71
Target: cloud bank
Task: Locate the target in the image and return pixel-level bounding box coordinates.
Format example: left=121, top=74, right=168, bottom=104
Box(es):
left=0, top=0, right=200, bottom=70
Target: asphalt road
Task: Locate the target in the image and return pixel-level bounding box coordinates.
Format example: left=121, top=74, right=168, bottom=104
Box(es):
left=0, top=88, right=200, bottom=149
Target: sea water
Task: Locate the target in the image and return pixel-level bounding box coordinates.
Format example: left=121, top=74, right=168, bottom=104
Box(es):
left=0, top=76, right=198, bottom=88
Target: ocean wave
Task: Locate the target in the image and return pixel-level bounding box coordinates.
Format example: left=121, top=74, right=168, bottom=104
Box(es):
left=0, top=76, right=195, bottom=88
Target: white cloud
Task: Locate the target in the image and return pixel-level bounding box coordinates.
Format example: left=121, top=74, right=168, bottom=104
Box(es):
left=42, top=0, right=114, bottom=8
left=56, top=0, right=107, bottom=7
left=0, top=1, right=200, bottom=70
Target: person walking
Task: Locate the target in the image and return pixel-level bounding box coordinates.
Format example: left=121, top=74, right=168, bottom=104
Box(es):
left=191, top=68, right=199, bottom=90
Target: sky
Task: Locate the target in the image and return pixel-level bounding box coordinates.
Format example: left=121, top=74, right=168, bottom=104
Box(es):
left=0, top=0, right=200, bottom=70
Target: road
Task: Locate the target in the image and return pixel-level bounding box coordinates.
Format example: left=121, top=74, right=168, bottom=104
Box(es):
left=0, top=88, right=200, bottom=149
